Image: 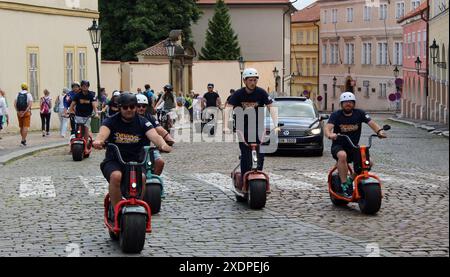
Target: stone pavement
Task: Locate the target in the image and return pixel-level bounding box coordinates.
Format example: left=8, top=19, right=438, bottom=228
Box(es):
left=388, top=115, right=449, bottom=138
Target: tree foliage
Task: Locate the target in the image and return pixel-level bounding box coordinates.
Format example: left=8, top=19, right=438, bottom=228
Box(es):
left=199, top=0, right=241, bottom=60
left=99, top=0, right=201, bottom=61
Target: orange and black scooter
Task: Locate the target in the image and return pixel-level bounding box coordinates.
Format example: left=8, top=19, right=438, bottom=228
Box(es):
left=328, top=125, right=391, bottom=215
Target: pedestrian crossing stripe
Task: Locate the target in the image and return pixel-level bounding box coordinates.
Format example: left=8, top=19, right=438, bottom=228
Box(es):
left=19, top=176, right=56, bottom=198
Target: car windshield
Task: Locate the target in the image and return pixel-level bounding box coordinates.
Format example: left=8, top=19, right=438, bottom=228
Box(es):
left=268, top=101, right=316, bottom=118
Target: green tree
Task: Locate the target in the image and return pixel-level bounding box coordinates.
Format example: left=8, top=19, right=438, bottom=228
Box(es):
left=99, top=0, right=201, bottom=61
left=200, top=0, right=240, bottom=60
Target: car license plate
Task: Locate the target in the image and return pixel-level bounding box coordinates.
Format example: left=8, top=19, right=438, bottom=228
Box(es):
left=279, top=138, right=296, bottom=144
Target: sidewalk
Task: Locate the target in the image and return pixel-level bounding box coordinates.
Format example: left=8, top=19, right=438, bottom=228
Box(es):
left=388, top=115, right=449, bottom=138
left=0, top=131, right=68, bottom=165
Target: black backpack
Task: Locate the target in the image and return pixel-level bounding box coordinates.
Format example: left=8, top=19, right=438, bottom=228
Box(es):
left=17, top=93, right=28, bottom=111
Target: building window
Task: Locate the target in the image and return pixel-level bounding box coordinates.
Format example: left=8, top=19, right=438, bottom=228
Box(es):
left=396, top=2, right=405, bottom=19
left=312, top=58, right=317, bottom=76
left=313, top=29, right=318, bottom=44
left=27, top=47, right=39, bottom=100
left=377, top=42, right=388, bottom=65
left=64, top=47, right=74, bottom=89
left=394, top=42, right=403, bottom=65
left=306, top=58, right=311, bottom=76
left=299, top=58, right=304, bottom=75
left=323, top=10, right=328, bottom=24
left=77, top=47, right=87, bottom=82
left=363, top=6, right=372, bottom=21
left=345, top=43, right=355, bottom=64
left=407, top=33, right=412, bottom=57
left=322, top=44, right=327, bottom=64
left=379, top=4, right=388, bottom=20
left=417, top=31, right=421, bottom=58
left=331, top=44, right=339, bottom=64
left=306, top=31, right=311, bottom=44
left=297, top=31, right=304, bottom=44
left=332, top=9, right=338, bottom=23
left=362, top=42, right=372, bottom=65
left=422, top=30, right=426, bottom=58
left=379, top=83, right=387, bottom=97
left=411, top=0, right=420, bottom=11
left=347, top=8, right=353, bottom=22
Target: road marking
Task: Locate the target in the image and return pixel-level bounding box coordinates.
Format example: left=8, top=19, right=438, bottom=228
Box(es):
left=79, top=176, right=108, bottom=196
left=19, top=176, right=56, bottom=198
left=192, top=173, right=234, bottom=194
left=269, top=173, right=321, bottom=191
left=377, top=174, right=440, bottom=189
left=161, top=174, right=190, bottom=194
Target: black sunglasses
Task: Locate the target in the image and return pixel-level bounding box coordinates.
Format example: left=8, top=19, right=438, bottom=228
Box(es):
left=136, top=104, right=147, bottom=109
left=121, top=104, right=136, bottom=110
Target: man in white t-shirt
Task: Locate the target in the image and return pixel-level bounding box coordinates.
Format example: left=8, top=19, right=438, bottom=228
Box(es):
left=0, top=88, right=9, bottom=139
left=14, top=83, right=33, bottom=146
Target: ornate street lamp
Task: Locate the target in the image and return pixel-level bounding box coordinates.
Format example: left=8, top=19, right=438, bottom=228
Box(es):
left=238, top=56, right=245, bottom=87
left=415, top=56, right=422, bottom=74
left=332, top=76, right=337, bottom=98
left=87, top=19, right=101, bottom=101
left=165, top=40, right=176, bottom=85
left=429, top=39, right=447, bottom=68
left=393, top=65, right=400, bottom=78
left=273, top=67, right=279, bottom=93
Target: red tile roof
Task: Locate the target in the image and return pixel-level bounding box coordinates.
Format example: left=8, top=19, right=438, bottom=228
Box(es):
left=397, top=1, right=428, bottom=23
left=136, top=40, right=168, bottom=57
left=292, top=2, right=320, bottom=23
left=196, top=0, right=291, bottom=4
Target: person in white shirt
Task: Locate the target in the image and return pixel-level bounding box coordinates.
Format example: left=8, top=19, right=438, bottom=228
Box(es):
left=0, top=89, right=9, bottom=139
left=55, top=88, right=69, bottom=138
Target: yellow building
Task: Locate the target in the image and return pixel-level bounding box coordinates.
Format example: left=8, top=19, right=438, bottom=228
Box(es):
left=0, top=0, right=99, bottom=131
left=291, top=3, right=320, bottom=104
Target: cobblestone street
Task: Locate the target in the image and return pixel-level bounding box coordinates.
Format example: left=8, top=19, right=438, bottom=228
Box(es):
left=0, top=115, right=448, bottom=257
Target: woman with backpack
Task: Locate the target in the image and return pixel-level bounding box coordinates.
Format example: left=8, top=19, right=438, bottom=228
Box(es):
left=40, top=89, right=52, bottom=137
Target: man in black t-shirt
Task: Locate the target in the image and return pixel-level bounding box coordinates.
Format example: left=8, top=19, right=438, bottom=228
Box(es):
left=324, top=92, right=387, bottom=197
left=202, top=83, right=222, bottom=124
left=223, top=68, right=279, bottom=184
left=93, top=93, right=172, bottom=209
left=69, top=80, right=98, bottom=140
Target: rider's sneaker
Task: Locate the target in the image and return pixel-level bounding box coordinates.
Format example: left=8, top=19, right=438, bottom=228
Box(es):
left=341, top=177, right=354, bottom=198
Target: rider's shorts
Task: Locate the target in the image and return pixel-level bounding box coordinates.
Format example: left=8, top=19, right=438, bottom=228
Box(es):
left=100, top=160, right=123, bottom=182
left=331, top=144, right=354, bottom=163
left=75, top=116, right=91, bottom=131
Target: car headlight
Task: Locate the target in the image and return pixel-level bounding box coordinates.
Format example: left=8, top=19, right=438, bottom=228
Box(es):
left=310, top=128, right=321, bottom=135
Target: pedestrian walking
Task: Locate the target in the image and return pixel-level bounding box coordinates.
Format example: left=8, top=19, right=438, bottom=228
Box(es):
left=40, top=89, right=52, bottom=136
left=55, top=88, right=69, bottom=138
left=0, top=89, right=9, bottom=139
left=14, top=83, right=33, bottom=146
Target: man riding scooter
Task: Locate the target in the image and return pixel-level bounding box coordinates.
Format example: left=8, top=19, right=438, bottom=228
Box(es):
left=93, top=93, right=172, bottom=220
left=136, top=94, right=175, bottom=176
left=68, top=80, right=98, bottom=142
left=324, top=92, right=387, bottom=197
left=223, top=68, right=280, bottom=186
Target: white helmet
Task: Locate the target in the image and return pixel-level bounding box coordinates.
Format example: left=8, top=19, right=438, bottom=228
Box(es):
left=340, top=92, right=356, bottom=103
left=112, top=90, right=121, bottom=97
left=242, top=68, right=259, bottom=80
left=136, top=94, right=148, bottom=105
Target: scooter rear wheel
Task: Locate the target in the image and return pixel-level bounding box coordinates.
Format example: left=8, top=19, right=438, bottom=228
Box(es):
left=119, top=213, right=147, bottom=253
left=144, top=184, right=162, bottom=215
left=248, top=180, right=267, bottom=209
left=72, top=144, right=84, bottom=161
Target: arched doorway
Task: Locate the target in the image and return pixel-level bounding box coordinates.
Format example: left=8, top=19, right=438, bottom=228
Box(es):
left=345, top=77, right=354, bottom=93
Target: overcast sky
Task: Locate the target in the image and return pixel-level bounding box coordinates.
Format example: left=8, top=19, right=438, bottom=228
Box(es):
left=292, top=0, right=317, bottom=10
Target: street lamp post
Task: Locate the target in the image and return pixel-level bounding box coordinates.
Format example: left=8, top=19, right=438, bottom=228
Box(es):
left=415, top=56, right=429, bottom=120
left=332, top=76, right=337, bottom=112
left=393, top=65, right=400, bottom=78
left=238, top=56, right=245, bottom=88
left=87, top=19, right=101, bottom=105
left=87, top=19, right=101, bottom=132
left=429, top=39, right=447, bottom=68
left=165, top=40, right=175, bottom=85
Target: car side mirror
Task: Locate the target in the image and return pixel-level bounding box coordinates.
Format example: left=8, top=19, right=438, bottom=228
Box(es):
left=320, top=114, right=330, bottom=121
left=278, top=123, right=285, bottom=127
left=383, top=124, right=391, bottom=131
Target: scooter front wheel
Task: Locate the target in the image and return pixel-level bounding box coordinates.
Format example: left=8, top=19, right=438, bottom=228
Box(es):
left=358, top=183, right=382, bottom=215
left=247, top=180, right=267, bottom=209
left=119, top=213, right=147, bottom=253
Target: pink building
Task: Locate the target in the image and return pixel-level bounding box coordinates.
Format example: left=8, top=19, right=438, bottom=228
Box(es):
left=398, top=2, right=428, bottom=120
